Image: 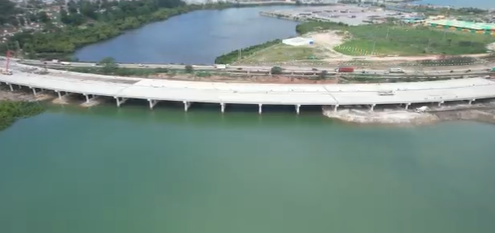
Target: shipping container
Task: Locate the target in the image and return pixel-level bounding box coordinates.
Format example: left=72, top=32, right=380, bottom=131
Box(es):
left=335, top=67, right=354, bottom=72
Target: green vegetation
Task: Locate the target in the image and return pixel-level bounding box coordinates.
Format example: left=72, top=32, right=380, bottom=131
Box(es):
left=215, top=39, right=281, bottom=64
left=66, top=66, right=162, bottom=77
left=296, top=21, right=495, bottom=56
left=0, top=1, right=237, bottom=59
left=270, top=66, right=283, bottom=75
left=0, top=100, right=44, bottom=131
left=185, top=65, right=194, bottom=73
left=0, top=0, right=18, bottom=25
left=238, top=43, right=326, bottom=64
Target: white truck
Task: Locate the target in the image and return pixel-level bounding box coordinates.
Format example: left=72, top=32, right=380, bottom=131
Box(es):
left=389, top=68, right=405, bottom=73
left=378, top=90, right=395, bottom=96
left=60, top=61, right=71, bottom=65
left=214, top=64, right=227, bottom=69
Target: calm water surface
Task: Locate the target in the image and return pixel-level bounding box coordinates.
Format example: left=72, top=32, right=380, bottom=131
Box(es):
left=1, top=105, right=495, bottom=233
left=75, top=6, right=298, bottom=64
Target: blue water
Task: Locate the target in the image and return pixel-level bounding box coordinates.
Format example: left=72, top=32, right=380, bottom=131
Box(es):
left=75, top=6, right=299, bottom=64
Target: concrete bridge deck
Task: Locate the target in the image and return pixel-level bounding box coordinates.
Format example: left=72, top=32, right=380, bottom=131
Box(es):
left=1, top=65, right=495, bottom=113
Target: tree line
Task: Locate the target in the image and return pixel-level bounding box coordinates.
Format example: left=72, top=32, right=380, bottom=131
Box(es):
left=215, top=39, right=281, bottom=64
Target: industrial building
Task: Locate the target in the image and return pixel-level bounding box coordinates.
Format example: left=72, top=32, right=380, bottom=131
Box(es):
left=426, top=19, right=495, bottom=35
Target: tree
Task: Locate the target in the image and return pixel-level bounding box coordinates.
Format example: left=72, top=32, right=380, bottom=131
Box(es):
left=0, top=0, right=17, bottom=25
left=37, top=11, right=50, bottom=23
left=318, top=70, right=328, bottom=80
left=99, top=56, right=117, bottom=74
left=271, top=66, right=283, bottom=75
left=185, top=65, right=193, bottom=73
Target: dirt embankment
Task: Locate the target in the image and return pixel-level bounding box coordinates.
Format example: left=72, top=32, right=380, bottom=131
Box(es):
left=322, top=104, right=495, bottom=125
left=0, top=87, right=38, bottom=101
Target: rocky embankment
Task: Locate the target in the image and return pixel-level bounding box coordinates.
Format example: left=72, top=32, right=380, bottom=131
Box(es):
left=323, top=103, right=495, bottom=125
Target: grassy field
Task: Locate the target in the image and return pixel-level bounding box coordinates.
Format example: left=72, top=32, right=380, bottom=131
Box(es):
left=238, top=43, right=327, bottom=64
left=297, top=22, right=495, bottom=56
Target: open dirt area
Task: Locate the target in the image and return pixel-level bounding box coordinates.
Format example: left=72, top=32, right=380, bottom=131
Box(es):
left=310, top=32, right=349, bottom=59
left=236, top=31, right=349, bottom=66
left=322, top=102, right=495, bottom=125
left=236, top=30, right=493, bottom=67
left=487, top=42, right=495, bottom=52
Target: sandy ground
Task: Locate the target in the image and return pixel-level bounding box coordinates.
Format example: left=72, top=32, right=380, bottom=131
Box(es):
left=487, top=42, right=495, bottom=52
left=310, top=32, right=349, bottom=59
left=322, top=102, right=495, bottom=125
left=322, top=107, right=439, bottom=125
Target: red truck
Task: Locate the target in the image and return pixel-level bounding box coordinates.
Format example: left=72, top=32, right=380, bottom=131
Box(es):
left=335, top=67, right=354, bottom=73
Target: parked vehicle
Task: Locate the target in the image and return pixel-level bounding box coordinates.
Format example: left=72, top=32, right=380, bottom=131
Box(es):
left=335, top=67, right=354, bottom=73
left=214, top=64, right=227, bottom=69
left=388, top=68, right=404, bottom=73
left=52, top=59, right=59, bottom=63
left=378, top=90, right=395, bottom=96
left=60, top=61, right=71, bottom=65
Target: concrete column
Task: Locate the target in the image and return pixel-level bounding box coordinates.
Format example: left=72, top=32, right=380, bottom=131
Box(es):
left=183, top=101, right=191, bottom=112
left=220, top=103, right=226, bottom=113
left=84, top=94, right=90, bottom=103
left=18, top=85, right=22, bottom=89
left=468, top=99, right=476, bottom=105
left=370, top=104, right=376, bottom=112
left=115, top=97, right=128, bottom=107
left=334, top=104, right=339, bottom=112
left=258, top=104, right=263, bottom=114
left=9, top=84, right=13, bottom=92
left=32, top=87, right=37, bottom=96
left=57, top=91, right=62, bottom=99
left=148, top=99, right=158, bottom=109
left=405, top=103, right=411, bottom=110
left=295, top=104, right=301, bottom=115
left=438, top=101, right=444, bottom=107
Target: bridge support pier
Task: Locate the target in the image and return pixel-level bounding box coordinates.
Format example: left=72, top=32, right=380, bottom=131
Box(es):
left=405, top=103, right=411, bottom=110
left=468, top=99, right=476, bottom=105
left=438, top=101, right=444, bottom=107
left=83, top=94, right=95, bottom=103
left=295, top=104, right=301, bottom=115
left=183, top=101, right=191, bottom=112
left=8, top=84, right=14, bottom=92
left=220, top=103, right=226, bottom=113
left=369, top=104, right=376, bottom=112
left=114, top=97, right=128, bottom=107
left=31, top=87, right=37, bottom=96
left=56, top=91, right=69, bottom=100
left=334, top=104, right=339, bottom=112
left=258, top=104, right=263, bottom=114
left=148, top=99, right=158, bottom=109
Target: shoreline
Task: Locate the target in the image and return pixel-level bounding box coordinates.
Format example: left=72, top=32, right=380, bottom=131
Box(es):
left=322, top=103, right=495, bottom=125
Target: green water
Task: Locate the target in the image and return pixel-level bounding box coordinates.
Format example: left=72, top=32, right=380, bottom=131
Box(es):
left=1, top=105, right=495, bottom=233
